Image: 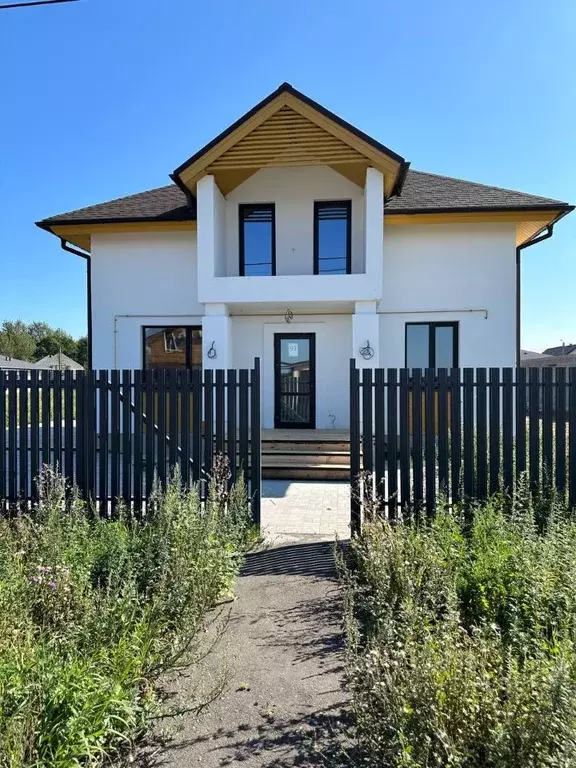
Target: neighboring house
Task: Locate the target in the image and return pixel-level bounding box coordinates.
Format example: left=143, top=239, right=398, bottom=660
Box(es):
left=0, top=355, right=45, bottom=371
left=36, top=83, right=573, bottom=430
left=36, top=353, right=84, bottom=371
left=522, top=345, right=576, bottom=368
left=543, top=344, right=576, bottom=357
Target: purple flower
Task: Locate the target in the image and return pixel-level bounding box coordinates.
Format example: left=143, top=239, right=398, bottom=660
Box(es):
left=30, top=576, right=41, bottom=584
left=48, top=581, right=57, bottom=590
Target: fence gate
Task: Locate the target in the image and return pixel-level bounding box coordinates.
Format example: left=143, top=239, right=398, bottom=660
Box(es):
left=0, top=360, right=261, bottom=523
left=350, top=361, right=576, bottom=534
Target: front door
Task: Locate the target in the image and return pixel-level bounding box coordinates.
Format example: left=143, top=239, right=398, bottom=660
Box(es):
left=274, top=333, right=316, bottom=429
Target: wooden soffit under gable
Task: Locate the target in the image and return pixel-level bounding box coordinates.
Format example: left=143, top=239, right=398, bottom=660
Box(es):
left=173, top=84, right=408, bottom=196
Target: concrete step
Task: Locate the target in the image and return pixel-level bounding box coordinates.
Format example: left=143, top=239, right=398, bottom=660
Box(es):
left=262, top=451, right=349, bottom=467
left=262, top=463, right=349, bottom=481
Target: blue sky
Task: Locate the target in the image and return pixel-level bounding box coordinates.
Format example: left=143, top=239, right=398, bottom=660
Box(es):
left=0, top=0, right=573, bottom=350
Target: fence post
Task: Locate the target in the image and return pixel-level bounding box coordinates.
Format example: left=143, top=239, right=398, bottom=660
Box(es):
left=250, top=358, right=261, bottom=528
left=350, top=359, right=361, bottom=536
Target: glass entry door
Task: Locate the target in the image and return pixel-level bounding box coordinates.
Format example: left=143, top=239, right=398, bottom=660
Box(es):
left=274, top=334, right=316, bottom=429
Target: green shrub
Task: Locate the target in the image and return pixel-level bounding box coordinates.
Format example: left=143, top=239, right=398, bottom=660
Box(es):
left=341, top=491, right=576, bottom=767
left=0, top=463, right=253, bottom=767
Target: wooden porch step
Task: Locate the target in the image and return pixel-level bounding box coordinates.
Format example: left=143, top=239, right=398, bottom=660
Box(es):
left=262, top=463, right=349, bottom=481
left=262, top=440, right=350, bottom=453
left=262, top=451, right=349, bottom=467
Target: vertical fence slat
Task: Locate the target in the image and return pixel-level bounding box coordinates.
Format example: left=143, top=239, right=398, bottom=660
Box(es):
left=167, top=369, right=179, bottom=474
left=412, top=369, right=423, bottom=519
left=145, top=370, right=156, bottom=500
left=157, top=369, right=168, bottom=489
left=84, top=370, right=97, bottom=504
left=110, top=369, right=120, bottom=514
left=191, top=369, right=202, bottom=486
left=542, top=367, right=554, bottom=486
left=133, top=370, right=143, bottom=507
left=489, top=368, right=501, bottom=495
left=450, top=369, right=461, bottom=504
left=502, top=368, right=514, bottom=492
left=41, top=371, right=50, bottom=472
left=362, top=368, right=374, bottom=504
left=179, top=369, right=190, bottom=489
left=215, top=369, right=225, bottom=459
left=227, top=369, right=237, bottom=487
left=76, top=371, right=86, bottom=497
left=529, top=367, right=540, bottom=492
left=462, top=368, right=475, bottom=499
left=29, top=370, right=40, bottom=500
left=98, top=370, right=109, bottom=515
left=0, top=371, right=5, bottom=506
left=18, top=373, right=29, bottom=501
left=476, top=368, right=488, bottom=499
left=350, top=361, right=361, bottom=535
left=425, top=368, right=436, bottom=518
left=437, top=368, right=449, bottom=496
left=569, top=369, right=576, bottom=508
left=250, top=358, right=261, bottom=527
left=203, top=369, right=214, bottom=497
left=374, top=369, right=386, bottom=502
left=238, top=369, right=249, bottom=496
left=399, top=368, right=410, bottom=516
left=555, top=368, right=567, bottom=496
left=515, top=367, right=527, bottom=480
left=7, top=373, right=17, bottom=501
left=386, top=369, right=398, bottom=520
left=52, top=372, right=62, bottom=474
left=122, top=370, right=132, bottom=503
left=63, top=370, right=74, bottom=484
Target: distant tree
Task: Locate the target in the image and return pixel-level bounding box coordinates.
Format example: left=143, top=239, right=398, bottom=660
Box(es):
left=27, top=321, right=52, bottom=343
left=75, top=336, right=88, bottom=368
left=34, top=328, right=78, bottom=361
left=0, top=320, right=36, bottom=361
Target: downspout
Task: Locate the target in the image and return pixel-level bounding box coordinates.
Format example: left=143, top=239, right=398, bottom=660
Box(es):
left=515, top=225, right=554, bottom=367
left=60, top=239, right=92, bottom=369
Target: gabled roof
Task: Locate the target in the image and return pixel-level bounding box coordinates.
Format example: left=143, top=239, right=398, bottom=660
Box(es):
left=37, top=169, right=572, bottom=227
left=171, top=82, right=409, bottom=197
left=36, top=353, right=83, bottom=370
left=543, top=344, right=576, bottom=356
left=0, top=355, right=45, bottom=370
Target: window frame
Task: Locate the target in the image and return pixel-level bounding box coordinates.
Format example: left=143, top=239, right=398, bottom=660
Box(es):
left=142, top=325, right=202, bottom=370
left=238, top=203, right=276, bottom=277
left=313, top=199, right=352, bottom=276
left=405, top=321, right=459, bottom=369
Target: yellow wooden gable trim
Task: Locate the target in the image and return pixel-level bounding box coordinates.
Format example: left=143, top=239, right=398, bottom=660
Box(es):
left=50, top=221, right=196, bottom=252
left=177, top=91, right=403, bottom=196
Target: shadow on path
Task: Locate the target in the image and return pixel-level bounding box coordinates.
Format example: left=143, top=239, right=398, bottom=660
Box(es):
left=242, top=540, right=348, bottom=580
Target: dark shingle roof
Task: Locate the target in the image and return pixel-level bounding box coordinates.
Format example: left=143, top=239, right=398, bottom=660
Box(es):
left=385, top=171, right=570, bottom=214
left=37, top=170, right=572, bottom=228
left=543, top=345, right=576, bottom=356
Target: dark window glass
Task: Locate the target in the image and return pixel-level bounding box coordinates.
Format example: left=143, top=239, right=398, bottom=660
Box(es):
left=405, top=322, right=458, bottom=368
left=239, top=204, right=275, bottom=276
left=143, top=326, right=202, bottom=369
left=314, top=201, right=351, bottom=275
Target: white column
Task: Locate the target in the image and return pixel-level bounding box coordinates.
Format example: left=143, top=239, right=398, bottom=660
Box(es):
left=353, top=300, right=380, bottom=369
left=202, top=303, right=231, bottom=370
left=364, top=167, right=384, bottom=293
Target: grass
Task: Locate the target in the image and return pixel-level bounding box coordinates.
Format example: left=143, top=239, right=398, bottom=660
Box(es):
left=340, top=483, right=576, bottom=767
left=0, top=461, right=254, bottom=767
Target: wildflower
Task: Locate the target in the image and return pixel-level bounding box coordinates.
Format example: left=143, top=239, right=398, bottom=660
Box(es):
left=48, top=581, right=57, bottom=590
left=30, top=576, right=41, bottom=584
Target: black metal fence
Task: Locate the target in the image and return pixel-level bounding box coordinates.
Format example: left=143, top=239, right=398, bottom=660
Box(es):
left=0, top=361, right=261, bottom=522
left=350, top=362, right=576, bottom=534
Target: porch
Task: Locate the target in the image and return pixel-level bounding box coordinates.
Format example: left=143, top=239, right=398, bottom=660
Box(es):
left=262, top=428, right=350, bottom=481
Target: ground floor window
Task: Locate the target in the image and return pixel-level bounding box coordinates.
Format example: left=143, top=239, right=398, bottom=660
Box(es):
left=405, top=322, right=458, bottom=368
left=142, top=326, right=202, bottom=369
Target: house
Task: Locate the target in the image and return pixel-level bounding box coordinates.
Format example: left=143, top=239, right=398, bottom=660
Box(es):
left=522, top=345, right=576, bottom=369
left=36, top=83, right=573, bottom=430
left=0, top=355, right=44, bottom=371
left=35, top=352, right=84, bottom=371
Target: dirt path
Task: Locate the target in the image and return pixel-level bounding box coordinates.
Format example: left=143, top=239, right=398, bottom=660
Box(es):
left=158, top=540, right=349, bottom=767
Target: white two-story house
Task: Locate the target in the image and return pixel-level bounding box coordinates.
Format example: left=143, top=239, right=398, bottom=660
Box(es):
left=37, top=83, right=572, bottom=430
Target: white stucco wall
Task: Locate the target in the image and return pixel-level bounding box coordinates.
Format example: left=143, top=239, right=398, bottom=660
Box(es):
left=380, top=223, right=517, bottom=367
left=231, top=315, right=352, bottom=429
left=91, top=232, right=202, bottom=368
left=224, top=166, right=365, bottom=277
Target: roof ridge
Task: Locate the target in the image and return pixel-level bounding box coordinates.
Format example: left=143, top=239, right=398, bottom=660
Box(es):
left=408, top=169, right=566, bottom=204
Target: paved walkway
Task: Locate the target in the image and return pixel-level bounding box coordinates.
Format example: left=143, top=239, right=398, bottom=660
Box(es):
left=159, top=541, right=350, bottom=767
left=260, top=480, right=351, bottom=544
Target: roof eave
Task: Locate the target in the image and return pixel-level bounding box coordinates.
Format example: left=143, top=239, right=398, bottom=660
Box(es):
left=385, top=203, right=574, bottom=216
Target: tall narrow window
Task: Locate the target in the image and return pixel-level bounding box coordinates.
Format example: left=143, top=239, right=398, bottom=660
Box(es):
left=405, top=322, right=458, bottom=368
left=314, top=200, right=351, bottom=275
left=143, top=326, right=202, bottom=369
left=239, top=203, right=275, bottom=276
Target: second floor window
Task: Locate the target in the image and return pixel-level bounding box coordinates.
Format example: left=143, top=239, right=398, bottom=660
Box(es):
left=314, top=200, right=351, bottom=275
left=239, top=203, right=276, bottom=276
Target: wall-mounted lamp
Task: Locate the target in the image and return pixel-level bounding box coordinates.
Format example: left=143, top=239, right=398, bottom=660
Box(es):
left=359, top=341, right=374, bottom=360
left=207, top=341, right=217, bottom=359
